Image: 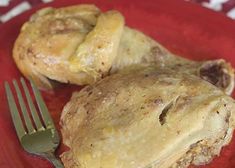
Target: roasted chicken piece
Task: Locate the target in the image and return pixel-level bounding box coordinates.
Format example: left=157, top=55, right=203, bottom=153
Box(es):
left=13, top=5, right=124, bottom=88
left=60, top=65, right=235, bottom=168
left=112, top=27, right=235, bottom=94
left=13, top=5, right=234, bottom=94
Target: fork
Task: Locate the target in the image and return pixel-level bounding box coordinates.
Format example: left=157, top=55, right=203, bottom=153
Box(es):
left=4, top=78, right=64, bottom=168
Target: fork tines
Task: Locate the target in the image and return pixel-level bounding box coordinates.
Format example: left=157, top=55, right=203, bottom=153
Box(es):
left=4, top=78, right=54, bottom=138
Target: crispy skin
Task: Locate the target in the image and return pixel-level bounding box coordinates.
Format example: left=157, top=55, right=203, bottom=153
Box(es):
left=13, top=5, right=234, bottom=94
left=60, top=66, right=235, bottom=168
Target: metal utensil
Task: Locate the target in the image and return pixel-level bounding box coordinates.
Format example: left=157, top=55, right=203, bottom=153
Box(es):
left=4, top=78, right=64, bottom=168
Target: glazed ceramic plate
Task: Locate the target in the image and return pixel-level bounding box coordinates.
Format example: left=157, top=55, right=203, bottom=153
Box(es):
left=0, top=0, right=235, bottom=167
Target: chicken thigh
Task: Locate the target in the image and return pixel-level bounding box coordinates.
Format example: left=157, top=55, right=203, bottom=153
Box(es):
left=60, top=65, right=235, bottom=168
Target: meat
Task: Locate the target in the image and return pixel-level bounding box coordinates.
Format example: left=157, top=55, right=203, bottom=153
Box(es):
left=13, top=5, right=124, bottom=88
left=60, top=65, right=235, bottom=168
left=13, top=5, right=234, bottom=94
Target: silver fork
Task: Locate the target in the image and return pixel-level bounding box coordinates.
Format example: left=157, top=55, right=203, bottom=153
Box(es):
left=4, top=78, right=64, bottom=168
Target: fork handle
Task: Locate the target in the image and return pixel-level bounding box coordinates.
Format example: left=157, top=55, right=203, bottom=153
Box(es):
left=43, top=152, right=64, bottom=168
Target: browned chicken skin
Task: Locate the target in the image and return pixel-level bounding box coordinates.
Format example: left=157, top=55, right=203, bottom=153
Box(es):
left=13, top=5, right=234, bottom=94
left=60, top=65, right=235, bottom=168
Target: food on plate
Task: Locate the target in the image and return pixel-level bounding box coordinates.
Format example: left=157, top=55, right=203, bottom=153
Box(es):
left=60, top=65, right=235, bottom=168
left=13, top=5, right=234, bottom=94
left=13, top=3, right=235, bottom=167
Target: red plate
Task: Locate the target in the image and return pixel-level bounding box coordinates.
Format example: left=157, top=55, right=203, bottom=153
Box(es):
left=1, top=0, right=235, bottom=167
